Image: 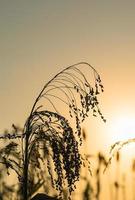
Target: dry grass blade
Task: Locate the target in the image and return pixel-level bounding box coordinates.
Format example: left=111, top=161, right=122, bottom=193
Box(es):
left=104, top=137, right=135, bottom=173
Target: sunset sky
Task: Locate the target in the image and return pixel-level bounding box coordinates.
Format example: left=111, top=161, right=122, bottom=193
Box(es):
left=1, top=1, right=135, bottom=198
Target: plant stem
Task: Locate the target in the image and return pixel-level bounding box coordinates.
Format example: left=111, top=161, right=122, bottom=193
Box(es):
left=23, top=134, right=29, bottom=200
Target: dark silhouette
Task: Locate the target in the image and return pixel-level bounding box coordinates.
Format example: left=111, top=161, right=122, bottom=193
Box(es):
left=0, top=62, right=105, bottom=200
left=31, top=193, right=58, bottom=200
left=95, top=153, right=107, bottom=200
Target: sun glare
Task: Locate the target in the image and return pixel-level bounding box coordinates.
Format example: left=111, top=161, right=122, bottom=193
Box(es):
left=109, top=115, right=135, bottom=142
left=107, top=114, right=135, bottom=170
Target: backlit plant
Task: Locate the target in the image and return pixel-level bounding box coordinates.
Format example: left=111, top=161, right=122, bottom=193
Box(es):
left=0, top=62, right=105, bottom=200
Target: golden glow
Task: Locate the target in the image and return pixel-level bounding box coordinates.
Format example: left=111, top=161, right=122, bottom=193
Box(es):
left=109, top=115, right=135, bottom=142
left=1, top=2, right=135, bottom=199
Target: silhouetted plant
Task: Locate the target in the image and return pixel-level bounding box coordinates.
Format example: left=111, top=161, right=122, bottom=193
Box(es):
left=104, top=139, right=135, bottom=200
left=0, top=62, right=105, bottom=200
left=82, top=179, right=93, bottom=200
left=114, top=152, right=120, bottom=200
left=31, top=193, right=58, bottom=200
left=105, top=138, right=135, bottom=171
left=95, top=152, right=107, bottom=200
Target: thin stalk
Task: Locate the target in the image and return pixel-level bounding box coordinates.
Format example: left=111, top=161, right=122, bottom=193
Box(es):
left=114, top=152, right=120, bottom=200
left=23, top=126, right=30, bottom=200
left=23, top=136, right=29, bottom=200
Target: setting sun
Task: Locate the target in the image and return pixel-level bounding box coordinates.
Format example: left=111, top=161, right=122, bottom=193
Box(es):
left=109, top=115, right=135, bottom=142
left=1, top=1, right=135, bottom=200
left=107, top=114, right=135, bottom=163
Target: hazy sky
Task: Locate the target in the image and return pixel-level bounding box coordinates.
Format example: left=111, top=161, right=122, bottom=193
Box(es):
left=1, top=1, right=135, bottom=154
left=1, top=1, right=135, bottom=199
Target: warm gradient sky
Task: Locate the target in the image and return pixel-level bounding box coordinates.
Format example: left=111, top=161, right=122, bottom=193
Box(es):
left=1, top=2, right=135, bottom=197
left=1, top=1, right=135, bottom=144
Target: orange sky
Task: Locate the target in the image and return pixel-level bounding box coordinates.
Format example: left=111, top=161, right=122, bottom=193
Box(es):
left=1, top=1, right=135, bottom=141
left=1, top=2, right=135, bottom=199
